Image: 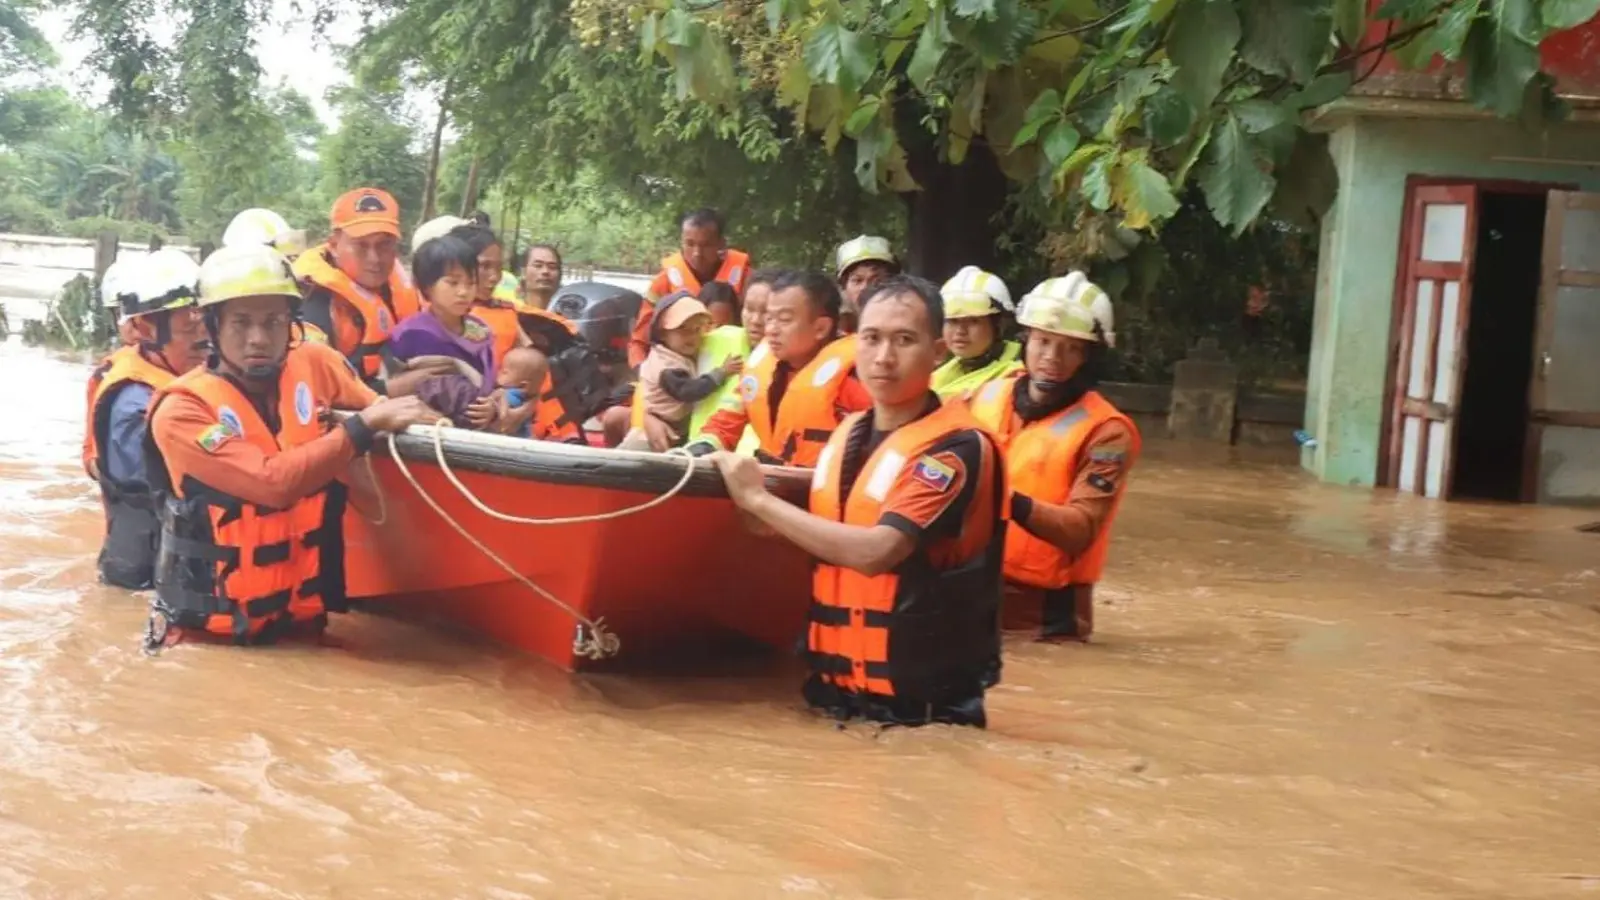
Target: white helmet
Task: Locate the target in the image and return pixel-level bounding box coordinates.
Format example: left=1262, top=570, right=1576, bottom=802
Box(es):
left=412, top=215, right=469, bottom=250
left=834, top=235, right=897, bottom=279
left=198, top=244, right=300, bottom=308
left=222, top=208, right=308, bottom=260
left=1017, top=271, right=1116, bottom=347
left=100, top=258, right=135, bottom=312
left=940, top=266, right=1013, bottom=319
left=121, top=248, right=202, bottom=320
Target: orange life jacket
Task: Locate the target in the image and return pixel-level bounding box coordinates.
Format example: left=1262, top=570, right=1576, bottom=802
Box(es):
left=660, top=249, right=751, bottom=297
left=87, top=346, right=182, bottom=589
left=968, top=375, right=1140, bottom=589
left=144, top=346, right=347, bottom=643
left=806, top=401, right=1004, bottom=700
left=771, top=334, right=859, bottom=467
left=472, top=300, right=522, bottom=369
left=293, top=246, right=421, bottom=380
left=83, top=355, right=114, bottom=478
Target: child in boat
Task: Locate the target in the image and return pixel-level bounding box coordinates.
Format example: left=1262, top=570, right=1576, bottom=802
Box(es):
left=619, top=291, right=742, bottom=450
left=388, top=234, right=502, bottom=430
left=495, top=347, right=549, bottom=439
left=699, top=280, right=739, bottom=329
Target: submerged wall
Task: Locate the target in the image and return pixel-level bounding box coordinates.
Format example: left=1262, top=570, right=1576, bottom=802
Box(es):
left=1303, top=112, right=1600, bottom=488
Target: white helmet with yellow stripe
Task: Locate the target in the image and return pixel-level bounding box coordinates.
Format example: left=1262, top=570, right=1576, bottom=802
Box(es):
left=222, top=208, right=308, bottom=261
left=834, top=235, right=897, bottom=279
left=1017, top=271, right=1116, bottom=348
left=197, top=244, right=301, bottom=308
left=940, top=265, right=1013, bottom=320
left=100, top=257, right=135, bottom=312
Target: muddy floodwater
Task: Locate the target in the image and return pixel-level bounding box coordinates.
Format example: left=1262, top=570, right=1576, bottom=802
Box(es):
left=2, top=342, right=1598, bottom=900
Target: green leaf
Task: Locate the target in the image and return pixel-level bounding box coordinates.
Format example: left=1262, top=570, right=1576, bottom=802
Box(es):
left=1394, top=0, right=1480, bottom=66
left=1284, top=70, right=1354, bottom=109
left=907, top=5, right=951, bottom=89
left=1011, top=88, right=1061, bottom=148
left=662, top=7, right=696, bottom=46
left=854, top=118, right=890, bottom=192
left=1233, top=98, right=1298, bottom=165
left=639, top=12, right=660, bottom=59
left=778, top=58, right=812, bottom=120
left=1198, top=111, right=1276, bottom=235
left=1144, top=83, right=1195, bottom=146
left=1116, top=157, right=1181, bottom=230
left=766, top=0, right=791, bottom=33
left=1082, top=151, right=1114, bottom=210
left=955, top=0, right=998, bottom=18
left=1024, top=33, right=1083, bottom=67
left=1238, top=0, right=1333, bottom=85
left=1462, top=0, right=1543, bottom=117
left=954, top=69, right=988, bottom=137
left=1267, top=130, right=1340, bottom=228
left=1055, top=142, right=1108, bottom=187
left=1042, top=120, right=1081, bottom=166
left=1333, top=0, right=1366, bottom=43
left=804, top=19, right=877, bottom=94
left=1115, top=66, right=1161, bottom=110
left=1170, top=0, right=1242, bottom=110
left=845, top=96, right=882, bottom=136
left=1544, top=0, right=1600, bottom=29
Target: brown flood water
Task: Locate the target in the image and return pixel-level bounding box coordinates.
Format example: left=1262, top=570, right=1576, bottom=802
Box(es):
left=2, top=342, right=1599, bottom=899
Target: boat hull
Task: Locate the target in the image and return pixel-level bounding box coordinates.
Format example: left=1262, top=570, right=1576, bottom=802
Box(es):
left=341, top=430, right=815, bottom=671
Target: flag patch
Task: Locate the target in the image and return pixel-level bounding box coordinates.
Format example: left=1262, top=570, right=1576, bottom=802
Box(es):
left=1087, top=472, right=1117, bottom=493
left=196, top=424, right=233, bottom=454
left=912, top=455, right=956, bottom=492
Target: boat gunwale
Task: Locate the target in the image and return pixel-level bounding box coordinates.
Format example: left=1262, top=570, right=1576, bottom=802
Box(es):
left=376, top=422, right=813, bottom=503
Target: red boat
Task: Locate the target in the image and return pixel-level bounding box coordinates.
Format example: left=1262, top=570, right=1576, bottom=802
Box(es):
left=340, top=425, right=815, bottom=671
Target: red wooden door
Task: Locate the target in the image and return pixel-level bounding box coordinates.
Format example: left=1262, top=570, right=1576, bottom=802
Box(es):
left=1385, top=184, right=1480, bottom=499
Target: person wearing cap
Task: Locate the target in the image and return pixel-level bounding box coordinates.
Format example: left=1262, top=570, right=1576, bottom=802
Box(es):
left=931, top=265, right=1022, bottom=398
left=711, top=275, right=1005, bottom=728
left=83, top=249, right=211, bottom=589
left=293, top=187, right=429, bottom=394
left=689, top=270, right=871, bottom=468
left=621, top=290, right=743, bottom=451
left=143, top=244, right=438, bottom=649
left=630, top=208, right=754, bottom=368
left=967, top=272, right=1140, bottom=643
left=834, top=235, right=900, bottom=334
left=222, top=208, right=309, bottom=261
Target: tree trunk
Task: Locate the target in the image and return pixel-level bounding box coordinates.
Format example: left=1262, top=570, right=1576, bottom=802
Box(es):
left=420, top=97, right=449, bottom=224
left=900, top=140, right=1008, bottom=284
left=459, top=156, right=482, bottom=217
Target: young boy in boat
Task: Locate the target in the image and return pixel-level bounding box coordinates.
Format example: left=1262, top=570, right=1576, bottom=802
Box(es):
left=387, top=234, right=504, bottom=431
left=711, top=276, right=1005, bottom=728
left=495, top=347, right=550, bottom=439
left=621, top=291, right=743, bottom=451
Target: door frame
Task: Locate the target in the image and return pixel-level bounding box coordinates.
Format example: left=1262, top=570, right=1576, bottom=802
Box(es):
left=1377, top=175, right=1578, bottom=491
left=1522, top=190, right=1600, bottom=502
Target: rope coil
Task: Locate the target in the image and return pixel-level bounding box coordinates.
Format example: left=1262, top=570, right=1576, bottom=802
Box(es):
left=368, top=419, right=700, bottom=660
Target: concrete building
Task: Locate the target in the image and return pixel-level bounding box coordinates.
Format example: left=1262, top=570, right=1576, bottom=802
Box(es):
left=1303, top=15, right=1600, bottom=505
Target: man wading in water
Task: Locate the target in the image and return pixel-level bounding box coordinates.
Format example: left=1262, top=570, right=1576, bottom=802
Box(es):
left=713, top=276, right=1005, bottom=727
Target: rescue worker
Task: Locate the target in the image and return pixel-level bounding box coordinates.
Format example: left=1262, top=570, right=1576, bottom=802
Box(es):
left=712, top=275, right=1005, bottom=727
left=143, top=244, right=437, bottom=648
left=293, top=187, right=432, bottom=395
left=222, top=208, right=308, bottom=261
left=966, top=272, right=1138, bottom=642
left=689, top=270, right=871, bottom=467
left=83, top=257, right=139, bottom=481
left=84, top=249, right=210, bottom=589
left=630, top=208, right=753, bottom=367
left=931, top=265, right=1022, bottom=398
left=834, top=235, right=899, bottom=334
left=521, top=244, right=563, bottom=312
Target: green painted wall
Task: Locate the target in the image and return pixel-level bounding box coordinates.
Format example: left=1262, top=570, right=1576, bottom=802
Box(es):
left=1304, top=113, right=1600, bottom=488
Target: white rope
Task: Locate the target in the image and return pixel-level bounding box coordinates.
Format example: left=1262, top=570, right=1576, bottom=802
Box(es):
left=425, top=419, right=700, bottom=525
left=349, top=455, right=389, bottom=525
left=374, top=420, right=700, bottom=660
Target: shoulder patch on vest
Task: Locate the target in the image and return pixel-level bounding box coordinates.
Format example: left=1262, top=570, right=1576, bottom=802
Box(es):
left=196, top=424, right=234, bottom=454
left=811, top=444, right=834, bottom=492
left=811, top=357, right=843, bottom=388
left=294, top=381, right=314, bottom=426
left=217, top=406, right=244, bottom=438
left=376, top=306, right=393, bottom=332
left=738, top=373, right=759, bottom=404
left=666, top=267, right=685, bottom=288
left=1051, top=406, right=1090, bottom=435
left=865, top=451, right=905, bottom=502
left=912, top=454, right=956, bottom=493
